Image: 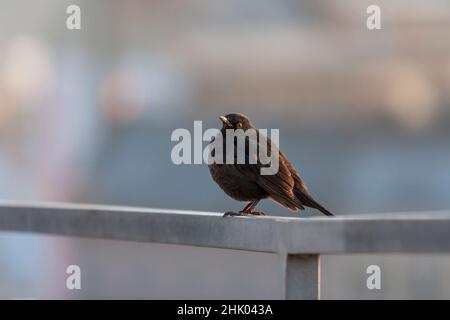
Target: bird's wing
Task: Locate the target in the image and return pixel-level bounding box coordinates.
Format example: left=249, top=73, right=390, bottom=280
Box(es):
left=281, top=151, right=308, bottom=192
left=282, top=151, right=334, bottom=216
left=234, top=133, right=303, bottom=211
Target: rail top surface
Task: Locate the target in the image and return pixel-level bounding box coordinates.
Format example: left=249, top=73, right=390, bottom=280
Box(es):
left=0, top=201, right=449, bottom=254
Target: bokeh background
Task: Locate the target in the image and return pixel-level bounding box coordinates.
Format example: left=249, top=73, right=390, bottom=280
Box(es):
left=1, top=0, right=450, bottom=299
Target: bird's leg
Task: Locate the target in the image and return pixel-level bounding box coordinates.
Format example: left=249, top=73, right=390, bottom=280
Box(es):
left=223, top=200, right=265, bottom=217
left=241, top=200, right=265, bottom=215
left=241, top=201, right=255, bottom=212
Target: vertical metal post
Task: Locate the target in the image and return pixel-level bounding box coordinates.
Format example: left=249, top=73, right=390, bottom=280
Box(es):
left=280, top=254, right=320, bottom=300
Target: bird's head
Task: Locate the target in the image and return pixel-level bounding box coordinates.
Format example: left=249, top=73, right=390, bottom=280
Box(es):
left=219, top=113, right=253, bottom=130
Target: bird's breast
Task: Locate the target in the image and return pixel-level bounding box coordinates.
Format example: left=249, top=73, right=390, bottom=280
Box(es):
left=208, top=163, right=268, bottom=201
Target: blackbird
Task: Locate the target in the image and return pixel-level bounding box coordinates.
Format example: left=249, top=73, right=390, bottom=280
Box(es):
left=208, top=113, right=333, bottom=217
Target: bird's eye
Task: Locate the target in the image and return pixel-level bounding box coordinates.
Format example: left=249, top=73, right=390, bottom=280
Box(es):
left=236, top=122, right=242, bottom=128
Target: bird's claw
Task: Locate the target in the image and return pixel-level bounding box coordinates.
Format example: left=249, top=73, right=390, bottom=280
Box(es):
left=223, top=211, right=241, bottom=217
left=223, top=211, right=266, bottom=217
left=249, top=211, right=265, bottom=216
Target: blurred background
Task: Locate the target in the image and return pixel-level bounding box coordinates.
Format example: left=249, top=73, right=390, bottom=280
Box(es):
left=1, top=0, right=450, bottom=299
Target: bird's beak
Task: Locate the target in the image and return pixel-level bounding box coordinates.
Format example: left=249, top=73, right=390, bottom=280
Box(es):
left=219, top=116, right=232, bottom=127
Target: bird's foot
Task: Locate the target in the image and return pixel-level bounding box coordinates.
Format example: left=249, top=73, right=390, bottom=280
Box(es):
left=248, top=211, right=265, bottom=216
left=223, top=211, right=266, bottom=217
left=223, top=211, right=241, bottom=217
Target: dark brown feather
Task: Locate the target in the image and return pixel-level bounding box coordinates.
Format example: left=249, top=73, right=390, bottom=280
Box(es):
left=208, top=113, right=333, bottom=216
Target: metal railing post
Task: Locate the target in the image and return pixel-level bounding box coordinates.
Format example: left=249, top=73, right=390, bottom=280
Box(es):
left=281, top=254, right=320, bottom=300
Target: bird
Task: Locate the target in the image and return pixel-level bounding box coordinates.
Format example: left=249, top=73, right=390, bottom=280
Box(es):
left=208, top=113, right=334, bottom=217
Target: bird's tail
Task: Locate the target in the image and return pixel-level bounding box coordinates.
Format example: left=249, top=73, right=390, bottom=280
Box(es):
left=295, top=189, right=334, bottom=216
